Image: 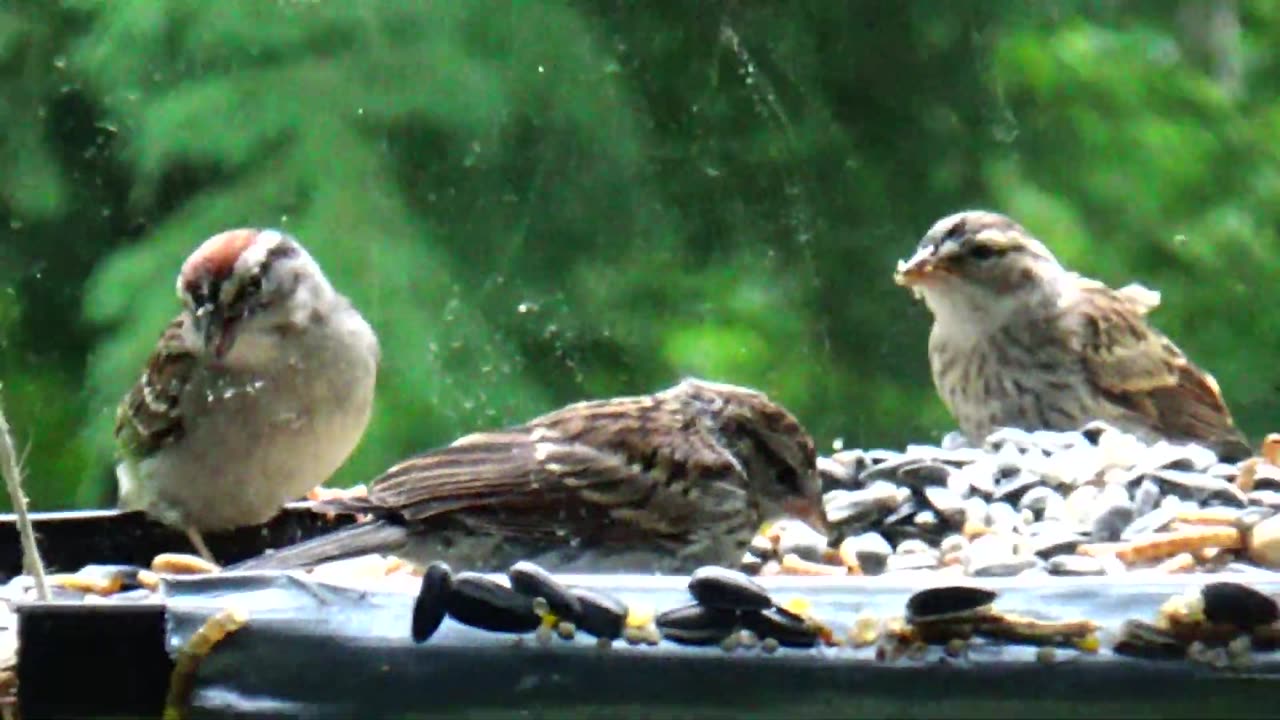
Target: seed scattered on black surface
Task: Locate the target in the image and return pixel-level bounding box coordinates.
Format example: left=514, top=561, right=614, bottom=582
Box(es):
left=1201, top=582, right=1280, bottom=629
left=508, top=561, right=583, bottom=621
left=906, top=585, right=998, bottom=623
left=688, top=566, right=773, bottom=611
left=49, top=564, right=147, bottom=596
left=444, top=572, right=541, bottom=634
left=740, top=607, right=820, bottom=648
left=1113, top=619, right=1186, bottom=660
left=411, top=561, right=453, bottom=644
left=623, top=627, right=647, bottom=645
left=720, top=633, right=740, bottom=652
left=655, top=603, right=740, bottom=646
left=569, top=586, right=629, bottom=640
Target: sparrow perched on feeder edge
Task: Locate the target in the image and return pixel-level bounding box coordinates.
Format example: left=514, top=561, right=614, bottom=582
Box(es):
left=114, top=228, right=380, bottom=561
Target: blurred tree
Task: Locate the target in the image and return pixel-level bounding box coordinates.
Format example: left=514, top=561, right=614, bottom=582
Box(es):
left=0, top=0, right=1273, bottom=510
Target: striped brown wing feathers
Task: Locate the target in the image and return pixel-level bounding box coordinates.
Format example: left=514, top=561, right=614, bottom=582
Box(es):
left=366, top=393, right=744, bottom=532
left=114, top=315, right=198, bottom=460
left=1075, top=285, right=1250, bottom=458
left=367, top=430, right=646, bottom=521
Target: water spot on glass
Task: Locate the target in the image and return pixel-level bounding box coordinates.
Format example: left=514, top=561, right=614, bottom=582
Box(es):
left=991, top=108, right=1019, bottom=143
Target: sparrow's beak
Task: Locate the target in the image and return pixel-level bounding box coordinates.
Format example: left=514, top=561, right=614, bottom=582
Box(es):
left=893, top=246, right=941, bottom=287
left=193, top=305, right=239, bottom=360
left=782, top=496, right=829, bottom=534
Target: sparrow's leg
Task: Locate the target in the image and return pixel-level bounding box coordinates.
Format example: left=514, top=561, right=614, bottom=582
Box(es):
left=185, top=526, right=217, bottom=564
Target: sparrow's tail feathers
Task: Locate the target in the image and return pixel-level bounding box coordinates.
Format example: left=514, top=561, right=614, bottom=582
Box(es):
left=226, top=519, right=409, bottom=571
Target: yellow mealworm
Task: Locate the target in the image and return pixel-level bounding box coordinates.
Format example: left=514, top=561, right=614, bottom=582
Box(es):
left=163, top=607, right=250, bottom=720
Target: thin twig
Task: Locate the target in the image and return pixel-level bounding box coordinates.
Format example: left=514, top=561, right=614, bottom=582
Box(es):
left=0, top=388, right=49, bottom=600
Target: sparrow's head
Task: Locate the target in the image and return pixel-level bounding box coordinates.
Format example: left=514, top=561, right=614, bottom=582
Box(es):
left=671, top=378, right=826, bottom=531
left=894, top=210, right=1066, bottom=326
left=178, top=228, right=332, bottom=360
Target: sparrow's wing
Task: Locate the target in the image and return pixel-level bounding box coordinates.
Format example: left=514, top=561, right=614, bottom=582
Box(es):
left=114, top=314, right=200, bottom=460
left=1074, top=285, right=1251, bottom=460
left=363, top=394, right=747, bottom=536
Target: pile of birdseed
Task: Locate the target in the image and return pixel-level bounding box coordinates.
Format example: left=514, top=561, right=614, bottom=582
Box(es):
left=749, top=421, right=1280, bottom=579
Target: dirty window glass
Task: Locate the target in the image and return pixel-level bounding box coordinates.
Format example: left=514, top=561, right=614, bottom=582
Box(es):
left=0, top=2, right=1272, bottom=554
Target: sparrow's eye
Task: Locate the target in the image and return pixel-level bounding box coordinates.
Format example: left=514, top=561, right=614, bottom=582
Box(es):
left=966, top=243, right=1001, bottom=262
left=244, top=274, right=263, bottom=297
left=941, top=221, right=968, bottom=245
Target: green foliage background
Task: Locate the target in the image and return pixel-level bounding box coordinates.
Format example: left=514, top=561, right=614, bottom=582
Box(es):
left=0, top=1, right=1276, bottom=510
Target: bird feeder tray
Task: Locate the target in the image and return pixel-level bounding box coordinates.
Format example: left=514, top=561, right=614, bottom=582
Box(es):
left=14, top=570, right=1280, bottom=719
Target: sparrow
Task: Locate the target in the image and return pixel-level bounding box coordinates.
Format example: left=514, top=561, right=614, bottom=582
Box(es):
left=114, top=228, right=380, bottom=561
left=230, top=378, right=826, bottom=574
left=894, top=210, right=1251, bottom=462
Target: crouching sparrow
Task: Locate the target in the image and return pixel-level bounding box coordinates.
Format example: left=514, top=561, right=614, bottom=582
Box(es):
left=114, top=228, right=380, bottom=561
left=895, top=210, right=1251, bottom=461
left=230, top=378, right=827, bottom=574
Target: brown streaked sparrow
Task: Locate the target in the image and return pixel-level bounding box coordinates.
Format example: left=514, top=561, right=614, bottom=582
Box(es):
left=895, top=210, right=1251, bottom=462
left=114, top=228, right=380, bottom=561
left=230, top=378, right=826, bottom=574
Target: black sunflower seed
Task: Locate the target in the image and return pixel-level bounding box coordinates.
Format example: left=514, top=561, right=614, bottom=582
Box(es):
left=507, top=561, right=583, bottom=620
left=569, top=586, right=628, bottom=640
left=411, top=561, right=454, bottom=644
left=740, top=607, right=819, bottom=648
left=444, top=572, right=541, bottom=634
left=1202, top=582, right=1280, bottom=630
left=656, top=603, right=739, bottom=646
left=906, top=585, right=998, bottom=623
left=688, top=566, right=772, bottom=611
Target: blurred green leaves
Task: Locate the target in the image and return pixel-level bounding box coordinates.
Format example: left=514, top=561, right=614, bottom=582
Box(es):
left=0, top=1, right=1275, bottom=510
left=0, top=4, right=69, bottom=219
